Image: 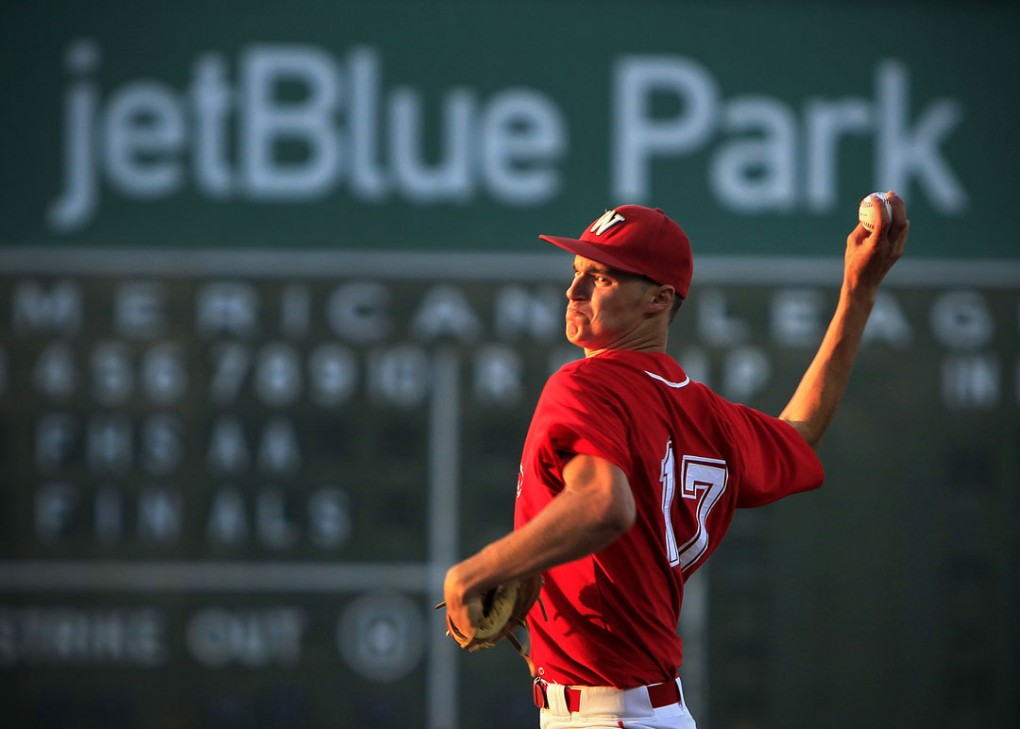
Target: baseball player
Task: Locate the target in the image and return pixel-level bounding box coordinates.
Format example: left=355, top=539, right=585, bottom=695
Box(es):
left=443, top=195, right=909, bottom=728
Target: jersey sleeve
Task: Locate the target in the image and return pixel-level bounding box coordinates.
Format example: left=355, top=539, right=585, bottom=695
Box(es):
left=723, top=401, right=825, bottom=508
left=536, top=367, right=633, bottom=473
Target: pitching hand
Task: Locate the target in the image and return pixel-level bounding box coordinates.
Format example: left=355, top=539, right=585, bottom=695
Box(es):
left=844, top=190, right=909, bottom=295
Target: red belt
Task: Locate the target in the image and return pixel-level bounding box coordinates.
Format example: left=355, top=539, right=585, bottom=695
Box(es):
left=533, top=678, right=682, bottom=712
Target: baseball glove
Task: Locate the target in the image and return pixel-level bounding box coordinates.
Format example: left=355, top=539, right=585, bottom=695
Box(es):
left=437, top=574, right=544, bottom=657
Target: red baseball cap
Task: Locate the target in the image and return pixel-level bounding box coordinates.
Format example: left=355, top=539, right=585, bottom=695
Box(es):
left=539, top=205, right=693, bottom=298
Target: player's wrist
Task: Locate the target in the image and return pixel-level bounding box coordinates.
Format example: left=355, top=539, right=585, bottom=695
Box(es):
left=839, top=278, right=878, bottom=311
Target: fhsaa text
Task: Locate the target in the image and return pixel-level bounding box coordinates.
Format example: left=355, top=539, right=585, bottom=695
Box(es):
left=34, top=411, right=351, bottom=550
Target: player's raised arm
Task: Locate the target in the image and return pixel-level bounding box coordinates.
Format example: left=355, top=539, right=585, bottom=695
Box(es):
left=779, top=191, right=910, bottom=448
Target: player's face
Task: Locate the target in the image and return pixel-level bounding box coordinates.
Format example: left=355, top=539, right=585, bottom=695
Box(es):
left=565, top=256, right=656, bottom=353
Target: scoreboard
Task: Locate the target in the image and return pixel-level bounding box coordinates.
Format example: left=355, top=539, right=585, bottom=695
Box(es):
left=1, top=249, right=1017, bottom=729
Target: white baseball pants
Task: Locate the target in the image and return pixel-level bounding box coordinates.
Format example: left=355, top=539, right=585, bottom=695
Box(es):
left=537, top=677, right=698, bottom=729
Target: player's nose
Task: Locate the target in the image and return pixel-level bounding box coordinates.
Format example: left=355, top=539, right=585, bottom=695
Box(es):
left=566, top=274, right=589, bottom=300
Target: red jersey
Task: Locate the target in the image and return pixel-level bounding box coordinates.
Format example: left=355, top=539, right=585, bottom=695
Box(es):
left=514, top=349, right=824, bottom=688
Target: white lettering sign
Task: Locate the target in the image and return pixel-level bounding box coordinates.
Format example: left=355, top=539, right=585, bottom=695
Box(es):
left=47, top=42, right=965, bottom=233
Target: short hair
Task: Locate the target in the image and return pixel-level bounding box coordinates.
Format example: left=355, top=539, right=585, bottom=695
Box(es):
left=669, top=294, right=684, bottom=323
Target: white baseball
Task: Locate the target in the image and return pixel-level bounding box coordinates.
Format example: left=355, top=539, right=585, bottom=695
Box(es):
left=858, top=192, right=892, bottom=232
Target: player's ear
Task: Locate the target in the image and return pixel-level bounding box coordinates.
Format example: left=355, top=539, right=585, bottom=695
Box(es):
left=648, top=285, right=675, bottom=315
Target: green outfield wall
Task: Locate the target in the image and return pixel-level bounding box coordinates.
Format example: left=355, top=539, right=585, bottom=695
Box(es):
left=1, top=3, right=1018, bottom=729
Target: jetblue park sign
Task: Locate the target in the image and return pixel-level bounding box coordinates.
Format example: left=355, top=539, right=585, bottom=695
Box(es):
left=1, top=2, right=1016, bottom=256
left=50, top=43, right=965, bottom=232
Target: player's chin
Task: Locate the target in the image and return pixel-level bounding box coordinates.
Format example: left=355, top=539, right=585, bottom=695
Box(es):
left=565, top=324, right=594, bottom=349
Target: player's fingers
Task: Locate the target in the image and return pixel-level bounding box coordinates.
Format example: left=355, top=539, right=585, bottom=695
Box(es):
left=852, top=192, right=889, bottom=247
left=441, top=577, right=474, bottom=644
left=885, top=190, right=907, bottom=232
left=846, top=220, right=871, bottom=251
left=884, top=190, right=910, bottom=258
left=886, top=190, right=905, bottom=225
left=446, top=607, right=474, bottom=646
left=872, top=192, right=893, bottom=241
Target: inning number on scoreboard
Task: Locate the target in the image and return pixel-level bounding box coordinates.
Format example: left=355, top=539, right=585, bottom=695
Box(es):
left=660, top=442, right=728, bottom=573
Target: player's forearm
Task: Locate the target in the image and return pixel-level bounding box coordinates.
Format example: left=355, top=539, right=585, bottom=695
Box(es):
left=782, top=192, right=908, bottom=447
left=779, top=284, right=875, bottom=448
left=447, top=458, right=634, bottom=598
left=516, top=486, right=631, bottom=569
left=452, top=491, right=630, bottom=597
